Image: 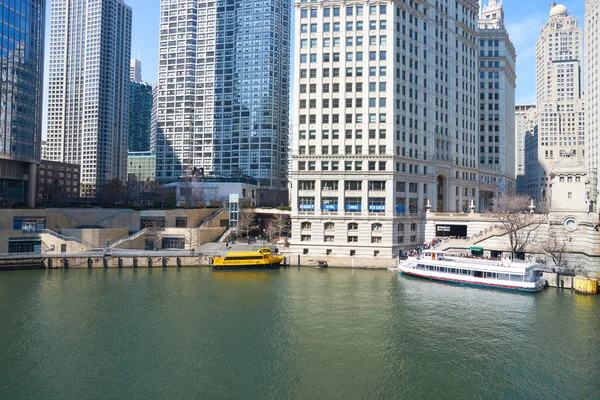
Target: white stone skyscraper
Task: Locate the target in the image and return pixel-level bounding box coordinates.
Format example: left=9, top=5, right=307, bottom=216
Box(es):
left=477, top=0, right=517, bottom=197
left=585, top=0, right=600, bottom=211
left=533, top=3, right=584, bottom=202
left=291, top=0, right=481, bottom=258
left=45, top=0, right=132, bottom=198
left=154, top=0, right=290, bottom=205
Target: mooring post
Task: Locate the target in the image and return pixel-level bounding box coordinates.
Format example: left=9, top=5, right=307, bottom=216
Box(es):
left=297, top=254, right=300, bottom=267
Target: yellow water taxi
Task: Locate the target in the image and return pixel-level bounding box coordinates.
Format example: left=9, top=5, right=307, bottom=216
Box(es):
left=211, top=248, right=284, bottom=269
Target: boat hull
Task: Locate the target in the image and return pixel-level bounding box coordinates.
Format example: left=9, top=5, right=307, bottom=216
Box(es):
left=399, top=267, right=546, bottom=293
left=212, top=261, right=282, bottom=270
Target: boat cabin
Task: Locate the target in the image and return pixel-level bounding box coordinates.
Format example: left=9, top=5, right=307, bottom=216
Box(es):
left=421, top=251, right=446, bottom=261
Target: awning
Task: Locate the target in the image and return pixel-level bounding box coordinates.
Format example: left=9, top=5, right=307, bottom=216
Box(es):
left=470, top=246, right=483, bottom=252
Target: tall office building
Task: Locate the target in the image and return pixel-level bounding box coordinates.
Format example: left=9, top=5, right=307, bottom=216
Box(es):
left=128, top=59, right=153, bottom=152
left=155, top=0, right=290, bottom=205
left=130, top=58, right=142, bottom=82
left=477, top=0, right=516, bottom=196
left=533, top=3, right=584, bottom=201
left=515, top=104, right=536, bottom=193
left=585, top=0, right=600, bottom=211
left=291, top=0, right=481, bottom=258
left=0, top=0, right=45, bottom=207
left=129, top=81, right=153, bottom=152
left=45, top=0, right=132, bottom=198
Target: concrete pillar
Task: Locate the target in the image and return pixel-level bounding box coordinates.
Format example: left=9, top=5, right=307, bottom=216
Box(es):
left=26, top=163, right=37, bottom=208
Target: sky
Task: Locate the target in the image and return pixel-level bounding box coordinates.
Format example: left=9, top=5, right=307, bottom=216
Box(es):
left=41, top=0, right=585, bottom=137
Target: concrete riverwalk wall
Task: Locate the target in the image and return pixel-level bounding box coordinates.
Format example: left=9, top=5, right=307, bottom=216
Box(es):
left=41, top=255, right=214, bottom=269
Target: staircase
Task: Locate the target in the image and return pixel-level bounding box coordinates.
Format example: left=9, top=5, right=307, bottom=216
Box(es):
left=433, top=225, right=507, bottom=251
left=199, top=207, right=226, bottom=228
left=108, top=228, right=148, bottom=249
left=39, top=229, right=95, bottom=249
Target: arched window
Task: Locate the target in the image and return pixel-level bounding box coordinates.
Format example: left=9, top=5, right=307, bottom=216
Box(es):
left=348, top=222, right=358, bottom=231
left=324, top=222, right=335, bottom=230
left=301, top=222, right=312, bottom=230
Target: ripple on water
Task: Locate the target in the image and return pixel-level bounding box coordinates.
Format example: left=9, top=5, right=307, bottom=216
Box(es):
left=0, top=268, right=598, bottom=400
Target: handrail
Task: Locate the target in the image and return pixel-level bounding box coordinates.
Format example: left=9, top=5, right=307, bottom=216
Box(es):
left=108, top=228, right=149, bottom=248
left=38, top=229, right=94, bottom=248
left=199, top=207, right=226, bottom=228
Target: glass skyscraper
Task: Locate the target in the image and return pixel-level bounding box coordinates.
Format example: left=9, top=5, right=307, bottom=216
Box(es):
left=129, top=80, right=153, bottom=152
left=155, top=0, right=290, bottom=205
left=0, top=0, right=45, bottom=207
left=45, top=0, right=132, bottom=198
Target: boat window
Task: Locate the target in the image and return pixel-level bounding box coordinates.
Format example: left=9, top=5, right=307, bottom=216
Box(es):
left=485, top=272, right=497, bottom=279
left=509, top=274, right=524, bottom=282
left=440, top=267, right=446, bottom=273
left=473, top=270, right=484, bottom=278
left=497, top=273, right=509, bottom=281
left=461, top=269, right=470, bottom=275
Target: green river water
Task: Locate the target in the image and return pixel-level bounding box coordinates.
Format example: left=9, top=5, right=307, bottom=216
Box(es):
left=0, top=267, right=598, bottom=399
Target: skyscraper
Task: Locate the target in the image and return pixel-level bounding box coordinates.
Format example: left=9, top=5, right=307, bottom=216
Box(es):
left=585, top=0, right=599, bottom=211
left=45, top=0, right=132, bottom=198
left=154, top=0, right=290, bottom=205
left=129, top=81, right=153, bottom=152
left=130, top=58, right=142, bottom=82
left=515, top=104, right=536, bottom=193
left=291, top=0, right=481, bottom=257
left=128, top=59, right=153, bottom=152
left=533, top=3, right=584, bottom=201
left=477, top=0, right=517, bottom=195
left=0, top=0, right=45, bottom=207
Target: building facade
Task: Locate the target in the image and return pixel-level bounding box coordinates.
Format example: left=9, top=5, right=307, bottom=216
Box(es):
left=0, top=0, right=45, bottom=207
left=127, top=151, right=156, bottom=182
left=129, top=81, right=153, bottom=152
left=515, top=104, right=535, bottom=193
left=130, top=58, right=142, bottom=82
left=291, top=0, right=483, bottom=258
left=477, top=0, right=517, bottom=197
left=154, top=0, right=290, bottom=205
left=534, top=3, right=584, bottom=202
left=585, top=0, right=600, bottom=212
left=36, top=160, right=81, bottom=205
left=45, top=0, right=132, bottom=198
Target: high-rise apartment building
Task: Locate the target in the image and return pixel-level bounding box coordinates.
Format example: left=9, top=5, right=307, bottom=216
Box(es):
left=0, top=0, right=45, bottom=207
left=291, top=0, right=482, bottom=258
left=515, top=104, right=536, bottom=193
left=154, top=0, right=290, bottom=205
left=477, top=0, right=516, bottom=195
left=130, top=58, right=142, bottom=82
left=45, top=0, right=132, bottom=198
left=533, top=3, right=584, bottom=201
left=585, top=0, right=600, bottom=211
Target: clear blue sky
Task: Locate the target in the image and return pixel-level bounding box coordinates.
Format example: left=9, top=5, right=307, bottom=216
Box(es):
left=42, top=0, right=585, bottom=137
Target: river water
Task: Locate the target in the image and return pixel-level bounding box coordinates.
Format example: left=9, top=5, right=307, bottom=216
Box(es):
left=0, top=268, right=598, bottom=399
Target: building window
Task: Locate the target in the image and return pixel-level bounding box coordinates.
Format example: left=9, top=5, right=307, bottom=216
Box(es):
left=350, top=250, right=356, bottom=256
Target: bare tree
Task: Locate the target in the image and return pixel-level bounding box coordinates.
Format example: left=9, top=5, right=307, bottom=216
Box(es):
left=541, top=229, right=569, bottom=269
left=486, top=194, right=548, bottom=259
left=102, top=178, right=125, bottom=204
left=271, top=214, right=290, bottom=238
left=142, top=216, right=165, bottom=250
left=236, top=208, right=257, bottom=238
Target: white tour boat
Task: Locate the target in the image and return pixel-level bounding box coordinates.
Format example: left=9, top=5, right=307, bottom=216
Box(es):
left=397, top=250, right=546, bottom=293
